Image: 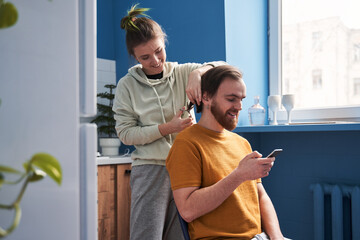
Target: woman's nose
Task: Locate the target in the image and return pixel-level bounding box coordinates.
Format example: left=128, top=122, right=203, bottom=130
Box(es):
left=150, top=55, right=159, bottom=64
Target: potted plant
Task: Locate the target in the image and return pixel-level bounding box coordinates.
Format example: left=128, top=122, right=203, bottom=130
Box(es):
left=91, top=84, right=121, bottom=156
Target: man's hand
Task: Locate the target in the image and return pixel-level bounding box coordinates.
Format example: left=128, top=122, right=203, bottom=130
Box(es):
left=235, top=151, right=275, bottom=181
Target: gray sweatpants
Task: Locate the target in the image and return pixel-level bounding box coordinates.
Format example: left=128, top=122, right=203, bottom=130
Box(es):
left=129, top=164, right=184, bottom=240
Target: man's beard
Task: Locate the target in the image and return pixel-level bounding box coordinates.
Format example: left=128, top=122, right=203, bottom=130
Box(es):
left=210, top=100, right=238, bottom=131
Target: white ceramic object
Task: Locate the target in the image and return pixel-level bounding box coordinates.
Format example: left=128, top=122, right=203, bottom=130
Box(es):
left=282, top=94, right=295, bottom=124
left=267, top=95, right=281, bottom=125
left=99, top=138, right=121, bottom=156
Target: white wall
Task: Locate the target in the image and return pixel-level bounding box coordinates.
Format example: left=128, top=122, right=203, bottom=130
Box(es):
left=0, top=1, right=87, bottom=239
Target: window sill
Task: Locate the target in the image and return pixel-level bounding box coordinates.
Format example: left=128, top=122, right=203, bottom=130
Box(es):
left=233, top=122, right=360, bottom=133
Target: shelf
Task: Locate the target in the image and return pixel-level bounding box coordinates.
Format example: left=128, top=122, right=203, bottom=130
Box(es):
left=233, top=122, right=360, bottom=133
left=97, top=156, right=132, bottom=165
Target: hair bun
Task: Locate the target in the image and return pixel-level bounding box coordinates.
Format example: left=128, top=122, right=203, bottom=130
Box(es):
left=120, top=4, right=150, bottom=31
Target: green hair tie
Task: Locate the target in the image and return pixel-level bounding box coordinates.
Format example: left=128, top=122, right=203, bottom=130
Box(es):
left=122, top=3, right=150, bottom=31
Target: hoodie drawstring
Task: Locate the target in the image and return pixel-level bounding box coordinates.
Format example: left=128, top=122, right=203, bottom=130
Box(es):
left=167, top=77, right=177, bottom=116
left=151, top=83, right=175, bottom=144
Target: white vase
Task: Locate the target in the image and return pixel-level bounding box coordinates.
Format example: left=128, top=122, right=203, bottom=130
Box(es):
left=99, top=138, right=121, bottom=156
left=267, top=95, right=281, bottom=125
left=282, top=94, right=295, bottom=124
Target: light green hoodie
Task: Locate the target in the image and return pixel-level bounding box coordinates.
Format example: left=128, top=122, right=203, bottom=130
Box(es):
left=113, top=61, right=225, bottom=166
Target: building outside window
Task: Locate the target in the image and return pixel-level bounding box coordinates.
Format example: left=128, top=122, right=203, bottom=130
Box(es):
left=269, top=0, right=360, bottom=122
left=355, top=43, right=360, bottom=62
left=354, top=78, right=360, bottom=96
left=312, top=69, right=322, bottom=90
left=312, top=31, right=322, bottom=51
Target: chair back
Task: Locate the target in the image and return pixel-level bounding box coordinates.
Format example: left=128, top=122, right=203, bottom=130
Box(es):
left=176, top=210, right=190, bottom=240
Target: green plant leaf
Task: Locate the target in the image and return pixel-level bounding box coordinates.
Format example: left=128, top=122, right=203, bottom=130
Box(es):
left=0, top=172, right=4, bottom=188
left=104, top=84, right=116, bottom=89
left=27, top=169, right=46, bottom=182
left=96, top=103, right=114, bottom=112
left=0, top=1, right=18, bottom=29
left=29, top=153, right=62, bottom=185
left=0, top=165, right=21, bottom=174
left=97, top=92, right=114, bottom=100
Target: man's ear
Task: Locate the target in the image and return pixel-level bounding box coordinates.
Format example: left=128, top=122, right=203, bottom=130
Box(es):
left=202, top=92, right=210, bottom=102
left=202, top=92, right=212, bottom=111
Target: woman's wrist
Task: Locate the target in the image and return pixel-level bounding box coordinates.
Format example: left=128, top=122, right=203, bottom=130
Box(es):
left=189, top=65, right=213, bottom=80
left=158, top=122, right=173, bottom=136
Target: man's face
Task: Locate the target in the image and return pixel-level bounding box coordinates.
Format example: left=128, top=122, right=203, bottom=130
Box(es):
left=210, top=78, right=246, bottom=131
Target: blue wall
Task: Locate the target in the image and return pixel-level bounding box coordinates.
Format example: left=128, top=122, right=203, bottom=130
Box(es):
left=101, top=0, right=226, bottom=81
left=97, top=0, right=115, bottom=60
left=242, top=129, right=360, bottom=239
left=225, top=0, right=269, bottom=126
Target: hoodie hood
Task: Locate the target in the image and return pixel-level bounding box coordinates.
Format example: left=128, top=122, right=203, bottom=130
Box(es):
left=128, top=62, right=178, bottom=86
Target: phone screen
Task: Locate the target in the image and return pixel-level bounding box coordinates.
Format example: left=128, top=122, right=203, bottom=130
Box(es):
left=266, top=149, right=283, bottom=158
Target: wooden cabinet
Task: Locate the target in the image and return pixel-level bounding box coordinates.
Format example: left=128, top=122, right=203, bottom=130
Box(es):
left=97, top=164, right=131, bottom=240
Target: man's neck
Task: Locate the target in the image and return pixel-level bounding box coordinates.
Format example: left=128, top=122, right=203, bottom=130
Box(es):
left=197, top=112, right=225, bottom=133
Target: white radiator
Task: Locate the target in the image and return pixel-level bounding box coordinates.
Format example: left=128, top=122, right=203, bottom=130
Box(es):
left=310, top=183, right=360, bottom=240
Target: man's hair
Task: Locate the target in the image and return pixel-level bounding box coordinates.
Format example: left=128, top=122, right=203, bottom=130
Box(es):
left=196, top=65, right=243, bottom=113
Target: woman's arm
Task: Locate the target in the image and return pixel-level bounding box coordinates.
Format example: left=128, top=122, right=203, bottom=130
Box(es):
left=113, top=81, right=193, bottom=145
left=186, top=65, right=213, bottom=105
left=158, top=108, right=193, bottom=136
left=186, top=61, right=227, bottom=105
left=113, top=82, right=164, bottom=146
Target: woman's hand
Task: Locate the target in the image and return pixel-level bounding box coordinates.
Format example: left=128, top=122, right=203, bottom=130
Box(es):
left=186, top=69, right=202, bottom=106
left=158, top=108, right=193, bottom=136
left=186, top=65, right=213, bottom=106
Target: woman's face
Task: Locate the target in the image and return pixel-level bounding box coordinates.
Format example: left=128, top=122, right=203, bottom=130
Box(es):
left=133, top=37, right=166, bottom=75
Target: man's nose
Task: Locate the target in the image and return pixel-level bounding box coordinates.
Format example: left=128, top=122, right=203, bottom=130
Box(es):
left=234, top=101, right=242, bottom=110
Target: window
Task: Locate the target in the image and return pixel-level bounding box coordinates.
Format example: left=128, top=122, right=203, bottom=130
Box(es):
left=312, top=69, right=322, bottom=89
left=355, top=44, right=360, bottom=62
left=269, top=0, right=360, bottom=122
left=354, top=78, right=360, bottom=96
left=312, top=31, right=322, bottom=51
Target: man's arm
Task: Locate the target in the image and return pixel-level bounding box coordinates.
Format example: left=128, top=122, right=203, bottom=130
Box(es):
left=257, top=183, right=284, bottom=239
left=173, top=151, right=274, bottom=222
left=173, top=169, right=244, bottom=222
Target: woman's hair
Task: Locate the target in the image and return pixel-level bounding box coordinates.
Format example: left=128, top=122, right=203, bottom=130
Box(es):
left=120, top=4, right=167, bottom=57
left=196, top=65, right=243, bottom=113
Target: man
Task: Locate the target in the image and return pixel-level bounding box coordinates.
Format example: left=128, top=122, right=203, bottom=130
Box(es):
left=166, top=65, right=285, bottom=239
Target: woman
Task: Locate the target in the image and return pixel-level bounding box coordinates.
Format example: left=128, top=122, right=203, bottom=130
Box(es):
left=113, top=5, right=225, bottom=239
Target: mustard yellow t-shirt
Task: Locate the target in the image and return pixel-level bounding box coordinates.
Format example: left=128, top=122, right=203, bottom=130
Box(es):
left=166, top=124, right=261, bottom=240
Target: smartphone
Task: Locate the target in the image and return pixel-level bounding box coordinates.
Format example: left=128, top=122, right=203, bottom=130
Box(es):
left=266, top=149, right=283, bottom=158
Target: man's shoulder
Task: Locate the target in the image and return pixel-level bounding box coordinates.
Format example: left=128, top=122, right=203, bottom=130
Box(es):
left=176, top=124, right=199, bottom=140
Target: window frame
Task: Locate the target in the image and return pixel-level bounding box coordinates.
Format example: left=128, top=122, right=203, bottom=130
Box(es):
left=268, top=0, right=360, bottom=123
